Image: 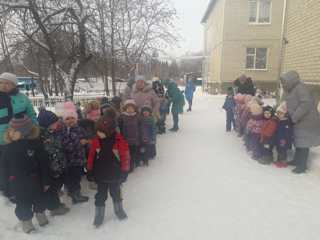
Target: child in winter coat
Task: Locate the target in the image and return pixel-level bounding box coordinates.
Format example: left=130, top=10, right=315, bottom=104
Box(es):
left=1, top=115, right=50, bottom=233
left=60, top=102, right=89, bottom=204
left=234, top=93, right=245, bottom=134
left=87, top=113, right=130, bottom=227
left=223, top=87, right=236, bottom=132
left=246, top=102, right=265, bottom=160
left=119, top=100, right=141, bottom=171
left=258, top=106, right=278, bottom=165
left=38, top=109, right=70, bottom=216
left=274, top=102, right=293, bottom=168
left=140, top=105, right=157, bottom=166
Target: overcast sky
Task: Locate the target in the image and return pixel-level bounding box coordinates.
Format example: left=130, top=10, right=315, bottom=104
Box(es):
left=169, top=0, right=210, bottom=57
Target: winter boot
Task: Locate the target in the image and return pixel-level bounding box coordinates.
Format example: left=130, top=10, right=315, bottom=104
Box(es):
left=93, top=206, right=105, bottom=227
left=258, top=155, right=273, bottom=165
left=70, top=191, right=89, bottom=204
left=169, top=127, right=179, bottom=132
left=292, top=167, right=306, bottom=174
left=35, top=213, right=49, bottom=227
left=50, top=204, right=70, bottom=216
left=22, top=220, right=35, bottom=233
left=113, top=201, right=128, bottom=220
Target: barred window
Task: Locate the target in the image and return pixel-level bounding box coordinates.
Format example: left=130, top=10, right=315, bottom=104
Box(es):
left=246, top=48, right=267, bottom=70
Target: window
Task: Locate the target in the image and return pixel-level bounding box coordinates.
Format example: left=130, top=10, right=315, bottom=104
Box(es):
left=246, top=48, right=267, bottom=70
left=249, top=0, right=271, bottom=23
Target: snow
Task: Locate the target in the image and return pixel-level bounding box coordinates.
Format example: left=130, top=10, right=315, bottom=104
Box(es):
left=1, top=91, right=320, bottom=240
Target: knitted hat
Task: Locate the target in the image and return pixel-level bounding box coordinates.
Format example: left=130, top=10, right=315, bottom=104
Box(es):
left=276, top=102, right=288, bottom=114
left=37, top=109, right=59, bottom=128
left=141, top=105, right=152, bottom=115
left=9, top=115, right=33, bottom=137
left=61, top=101, right=78, bottom=121
left=0, top=72, right=17, bottom=85
left=249, top=102, right=263, bottom=116
left=96, top=115, right=116, bottom=135
left=263, top=106, right=275, bottom=116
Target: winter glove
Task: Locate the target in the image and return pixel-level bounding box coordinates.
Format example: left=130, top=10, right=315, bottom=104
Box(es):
left=87, top=170, right=95, bottom=182
left=120, top=172, right=128, bottom=184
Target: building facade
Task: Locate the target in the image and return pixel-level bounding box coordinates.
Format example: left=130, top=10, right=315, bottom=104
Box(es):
left=202, top=0, right=285, bottom=93
left=282, top=0, right=320, bottom=100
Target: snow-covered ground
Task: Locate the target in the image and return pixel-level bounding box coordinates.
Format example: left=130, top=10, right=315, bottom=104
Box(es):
left=1, top=91, right=320, bottom=240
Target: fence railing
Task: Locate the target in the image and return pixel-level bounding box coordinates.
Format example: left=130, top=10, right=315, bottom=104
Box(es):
left=30, top=94, right=109, bottom=109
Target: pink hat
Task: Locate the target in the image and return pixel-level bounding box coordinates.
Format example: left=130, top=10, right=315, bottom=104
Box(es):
left=61, top=101, right=78, bottom=121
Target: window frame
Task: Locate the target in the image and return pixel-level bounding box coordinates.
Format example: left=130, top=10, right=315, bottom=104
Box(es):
left=245, top=47, right=268, bottom=71
left=248, top=0, right=272, bottom=25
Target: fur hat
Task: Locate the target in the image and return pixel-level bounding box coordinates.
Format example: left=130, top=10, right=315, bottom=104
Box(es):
left=249, top=102, right=263, bottom=116
left=38, top=109, right=59, bottom=128
left=276, top=102, right=288, bottom=114
left=61, top=101, right=78, bottom=121
left=0, top=72, right=17, bottom=85
left=96, top=115, right=116, bottom=135
left=123, top=99, right=137, bottom=112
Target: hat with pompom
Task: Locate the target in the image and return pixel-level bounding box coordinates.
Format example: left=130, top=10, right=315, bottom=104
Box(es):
left=60, top=101, right=78, bottom=121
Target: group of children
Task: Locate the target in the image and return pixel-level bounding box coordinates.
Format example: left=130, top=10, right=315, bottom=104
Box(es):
left=223, top=87, right=294, bottom=167
left=0, top=96, right=160, bottom=233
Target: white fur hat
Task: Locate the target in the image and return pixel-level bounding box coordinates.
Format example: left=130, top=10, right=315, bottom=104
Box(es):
left=0, top=72, right=17, bottom=85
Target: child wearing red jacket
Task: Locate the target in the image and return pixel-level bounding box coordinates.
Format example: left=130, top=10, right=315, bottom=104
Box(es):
left=87, top=112, right=130, bottom=228
left=258, top=106, right=278, bottom=165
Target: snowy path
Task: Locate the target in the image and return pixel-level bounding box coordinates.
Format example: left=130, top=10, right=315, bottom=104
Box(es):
left=1, top=92, right=320, bottom=240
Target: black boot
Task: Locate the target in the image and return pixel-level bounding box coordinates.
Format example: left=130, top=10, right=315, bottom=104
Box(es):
left=93, top=206, right=105, bottom=227
left=292, top=167, right=306, bottom=174
left=113, top=201, right=127, bottom=220
left=70, top=191, right=89, bottom=204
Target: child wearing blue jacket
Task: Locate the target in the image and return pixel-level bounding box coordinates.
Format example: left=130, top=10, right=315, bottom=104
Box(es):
left=275, top=102, right=293, bottom=168
left=223, top=87, right=236, bottom=132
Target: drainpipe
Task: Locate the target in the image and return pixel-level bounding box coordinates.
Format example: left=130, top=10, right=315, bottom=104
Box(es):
left=277, top=0, right=288, bottom=103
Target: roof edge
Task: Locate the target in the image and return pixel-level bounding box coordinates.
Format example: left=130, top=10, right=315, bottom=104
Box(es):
left=201, top=0, right=217, bottom=23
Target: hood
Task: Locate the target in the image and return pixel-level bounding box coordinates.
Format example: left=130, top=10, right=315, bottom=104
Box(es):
left=280, top=71, right=301, bottom=92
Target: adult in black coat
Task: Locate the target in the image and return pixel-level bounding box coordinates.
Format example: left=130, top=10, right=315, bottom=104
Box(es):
left=234, top=74, right=256, bottom=96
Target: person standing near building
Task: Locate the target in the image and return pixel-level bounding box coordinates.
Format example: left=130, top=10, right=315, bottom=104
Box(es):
left=280, top=71, right=320, bottom=174
left=185, top=78, right=196, bottom=112
left=0, top=72, right=37, bottom=196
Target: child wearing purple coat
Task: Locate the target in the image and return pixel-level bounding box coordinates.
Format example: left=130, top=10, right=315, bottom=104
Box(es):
left=119, top=100, right=141, bottom=171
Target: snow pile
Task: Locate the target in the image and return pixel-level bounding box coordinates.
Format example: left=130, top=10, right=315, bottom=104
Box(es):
left=1, top=92, right=320, bottom=240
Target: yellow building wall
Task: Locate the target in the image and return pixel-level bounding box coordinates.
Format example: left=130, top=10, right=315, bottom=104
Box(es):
left=203, top=0, right=226, bottom=85
left=282, top=0, right=320, bottom=83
